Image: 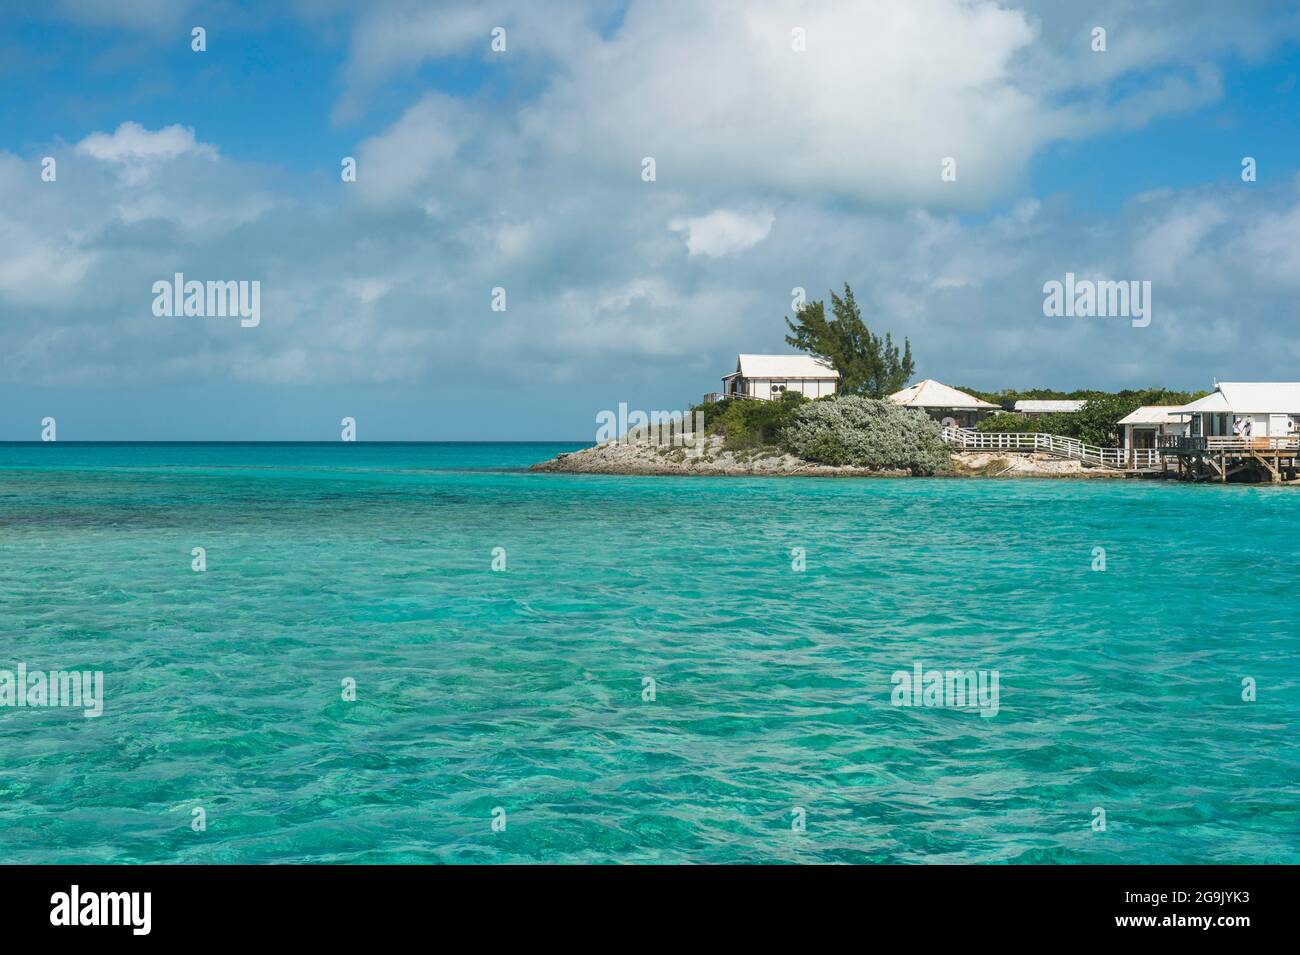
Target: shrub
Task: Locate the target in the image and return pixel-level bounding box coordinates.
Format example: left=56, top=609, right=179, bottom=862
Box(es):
left=781, top=396, right=952, bottom=473
left=702, top=391, right=808, bottom=449
left=694, top=397, right=735, bottom=433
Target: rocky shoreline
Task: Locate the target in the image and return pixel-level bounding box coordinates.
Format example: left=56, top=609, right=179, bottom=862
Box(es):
left=530, top=438, right=1136, bottom=479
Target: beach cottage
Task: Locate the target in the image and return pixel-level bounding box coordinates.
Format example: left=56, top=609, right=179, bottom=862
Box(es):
left=1159, top=382, right=1300, bottom=483
left=888, top=379, right=999, bottom=428
left=1117, top=406, right=1188, bottom=451
left=1175, top=382, right=1300, bottom=441
left=718, top=354, right=839, bottom=401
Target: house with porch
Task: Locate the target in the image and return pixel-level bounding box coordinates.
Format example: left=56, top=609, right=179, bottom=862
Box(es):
left=1175, top=382, right=1300, bottom=441
left=888, top=379, right=999, bottom=428
left=1160, top=382, right=1300, bottom=483
left=716, top=354, right=839, bottom=401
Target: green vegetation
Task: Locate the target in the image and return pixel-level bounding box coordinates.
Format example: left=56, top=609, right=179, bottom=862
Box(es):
left=696, top=391, right=808, bottom=449
left=969, top=387, right=1208, bottom=447
left=957, top=385, right=1204, bottom=408
left=784, top=283, right=914, bottom=397
left=782, top=396, right=951, bottom=474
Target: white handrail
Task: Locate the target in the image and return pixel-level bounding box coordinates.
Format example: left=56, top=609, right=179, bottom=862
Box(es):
left=942, top=427, right=1160, bottom=470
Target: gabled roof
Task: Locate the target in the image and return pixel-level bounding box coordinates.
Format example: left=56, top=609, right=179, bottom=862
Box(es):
left=1181, top=382, right=1300, bottom=414
left=889, top=379, right=998, bottom=410
left=735, top=354, right=839, bottom=379
left=1117, top=405, right=1187, bottom=426
left=1013, top=399, right=1086, bottom=413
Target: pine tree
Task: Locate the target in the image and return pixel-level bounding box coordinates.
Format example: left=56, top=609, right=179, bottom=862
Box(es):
left=784, top=283, right=914, bottom=397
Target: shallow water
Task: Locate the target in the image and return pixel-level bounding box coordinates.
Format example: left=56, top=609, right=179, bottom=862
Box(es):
left=0, top=442, right=1296, bottom=863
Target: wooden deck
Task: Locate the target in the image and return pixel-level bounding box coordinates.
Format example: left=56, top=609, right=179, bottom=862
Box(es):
left=1157, top=435, right=1300, bottom=483
left=1159, top=435, right=1300, bottom=453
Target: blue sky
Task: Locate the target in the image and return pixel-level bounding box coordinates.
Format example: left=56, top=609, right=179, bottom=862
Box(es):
left=4, top=1, right=1300, bottom=439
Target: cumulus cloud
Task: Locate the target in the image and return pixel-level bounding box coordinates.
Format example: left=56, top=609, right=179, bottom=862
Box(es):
left=670, top=209, right=775, bottom=257
left=354, top=94, right=469, bottom=204
left=0, top=216, right=95, bottom=306
left=77, top=122, right=216, bottom=163
left=522, top=0, right=1042, bottom=207
left=332, top=0, right=608, bottom=123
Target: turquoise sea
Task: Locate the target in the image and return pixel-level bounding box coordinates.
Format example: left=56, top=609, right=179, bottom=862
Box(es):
left=0, top=442, right=1296, bottom=864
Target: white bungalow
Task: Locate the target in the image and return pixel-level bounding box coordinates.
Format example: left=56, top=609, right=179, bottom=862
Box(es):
left=1117, top=406, right=1188, bottom=451
left=888, top=379, right=999, bottom=428
left=1159, top=383, right=1300, bottom=482
left=1177, top=382, right=1300, bottom=440
left=1013, top=399, right=1086, bottom=416
left=719, top=354, right=839, bottom=401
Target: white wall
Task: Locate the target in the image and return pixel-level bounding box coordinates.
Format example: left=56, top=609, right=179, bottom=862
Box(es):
left=744, top=377, right=836, bottom=399
left=1228, top=413, right=1300, bottom=437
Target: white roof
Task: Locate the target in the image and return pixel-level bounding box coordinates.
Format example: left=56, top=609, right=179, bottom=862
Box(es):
left=1181, top=382, right=1300, bottom=414
left=734, top=354, right=838, bottom=379
left=1013, top=399, right=1086, bottom=413
left=889, top=379, right=998, bottom=410
left=1117, top=405, right=1187, bottom=426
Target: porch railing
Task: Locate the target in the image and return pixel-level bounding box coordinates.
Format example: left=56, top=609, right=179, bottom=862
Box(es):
left=1160, top=434, right=1299, bottom=453
left=1159, top=435, right=1204, bottom=452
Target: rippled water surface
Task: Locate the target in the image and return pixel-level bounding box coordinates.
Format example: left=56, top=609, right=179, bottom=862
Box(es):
left=1, top=442, right=1297, bottom=863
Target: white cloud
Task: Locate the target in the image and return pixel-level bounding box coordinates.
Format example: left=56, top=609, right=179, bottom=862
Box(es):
left=1133, top=200, right=1228, bottom=284
left=76, top=122, right=216, bottom=163
left=670, top=209, right=774, bottom=257
left=354, top=94, right=469, bottom=204
left=0, top=216, right=95, bottom=306
left=523, top=0, right=1042, bottom=207
left=333, top=0, right=606, bottom=123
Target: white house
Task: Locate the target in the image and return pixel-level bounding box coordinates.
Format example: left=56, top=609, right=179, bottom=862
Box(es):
left=1013, top=399, right=1086, bottom=416
left=888, top=379, right=999, bottom=428
left=1117, top=405, right=1188, bottom=450
left=1177, top=382, right=1300, bottom=440
left=719, top=354, right=839, bottom=401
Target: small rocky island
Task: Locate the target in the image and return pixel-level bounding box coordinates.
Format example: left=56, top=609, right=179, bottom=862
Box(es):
left=531, top=435, right=1125, bottom=479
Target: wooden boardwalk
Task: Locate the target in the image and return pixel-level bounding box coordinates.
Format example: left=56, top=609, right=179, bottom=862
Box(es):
left=942, top=427, right=1164, bottom=472
left=942, top=428, right=1300, bottom=481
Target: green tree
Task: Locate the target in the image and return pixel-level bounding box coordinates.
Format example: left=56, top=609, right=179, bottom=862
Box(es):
left=974, top=388, right=1210, bottom=446
left=784, top=283, right=914, bottom=397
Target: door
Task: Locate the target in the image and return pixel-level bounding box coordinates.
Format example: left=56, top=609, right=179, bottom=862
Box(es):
left=1254, top=414, right=1270, bottom=438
